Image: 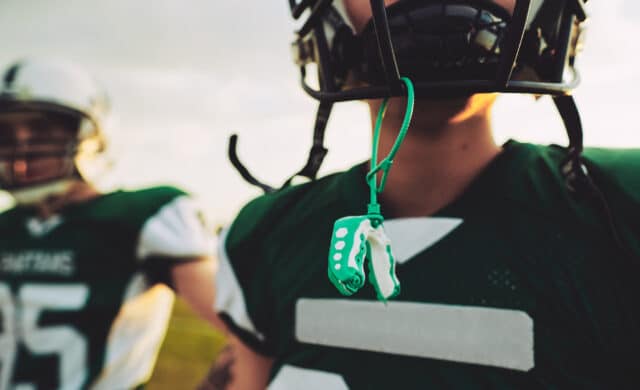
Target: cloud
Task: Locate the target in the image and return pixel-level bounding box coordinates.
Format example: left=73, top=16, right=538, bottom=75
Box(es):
left=0, top=0, right=291, bottom=72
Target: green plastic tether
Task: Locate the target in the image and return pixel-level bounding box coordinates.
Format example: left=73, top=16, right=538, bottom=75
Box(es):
left=366, top=77, right=415, bottom=226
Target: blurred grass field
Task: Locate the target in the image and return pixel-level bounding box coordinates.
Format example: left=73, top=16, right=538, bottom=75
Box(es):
left=148, top=297, right=227, bottom=389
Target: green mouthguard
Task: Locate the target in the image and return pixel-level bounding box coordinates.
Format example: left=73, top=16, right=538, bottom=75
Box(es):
left=328, top=77, right=415, bottom=301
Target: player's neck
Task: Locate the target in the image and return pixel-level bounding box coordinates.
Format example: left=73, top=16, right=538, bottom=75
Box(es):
left=369, top=98, right=501, bottom=218
left=34, top=180, right=101, bottom=219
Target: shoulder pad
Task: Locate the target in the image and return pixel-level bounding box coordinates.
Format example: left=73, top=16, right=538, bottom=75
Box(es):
left=584, top=147, right=640, bottom=204
left=226, top=168, right=357, bottom=252
left=83, top=185, right=188, bottom=226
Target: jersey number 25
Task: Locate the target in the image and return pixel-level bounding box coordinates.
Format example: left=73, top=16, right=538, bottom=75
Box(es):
left=0, top=283, right=89, bottom=390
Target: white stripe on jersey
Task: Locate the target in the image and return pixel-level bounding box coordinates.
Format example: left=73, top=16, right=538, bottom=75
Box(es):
left=296, top=299, right=534, bottom=371
left=268, top=365, right=348, bottom=390
left=136, top=195, right=215, bottom=260
left=214, top=228, right=264, bottom=341
left=91, top=273, right=174, bottom=389
left=384, top=217, right=463, bottom=265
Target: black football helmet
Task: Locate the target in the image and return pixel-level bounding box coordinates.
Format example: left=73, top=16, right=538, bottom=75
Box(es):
left=230, top=0, right=589, bottom=192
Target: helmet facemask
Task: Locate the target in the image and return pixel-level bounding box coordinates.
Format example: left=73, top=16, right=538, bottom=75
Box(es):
left=0, top=110, right=82, bottom=191
left=293, top=0, right=587, bottom=99
left=355, top=0, right=512, bottom=87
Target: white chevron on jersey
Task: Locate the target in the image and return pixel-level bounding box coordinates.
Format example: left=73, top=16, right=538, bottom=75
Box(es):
left=384, top=217, right=463, bottom=264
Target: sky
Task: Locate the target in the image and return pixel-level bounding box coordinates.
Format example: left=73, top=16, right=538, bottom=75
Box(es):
left=0, top=0, right=638, bottom=224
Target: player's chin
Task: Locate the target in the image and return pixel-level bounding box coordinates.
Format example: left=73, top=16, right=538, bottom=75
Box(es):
left=423, top=92, right=496, bottom=108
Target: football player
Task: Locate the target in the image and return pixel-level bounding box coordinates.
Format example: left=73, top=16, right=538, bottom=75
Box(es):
left=215, top=0, right=640, bottom=389
left=0, top=58, right=224, bottom=389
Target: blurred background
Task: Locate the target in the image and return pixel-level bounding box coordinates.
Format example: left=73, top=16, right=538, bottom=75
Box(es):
left=0, top=0, right=638, bottom=388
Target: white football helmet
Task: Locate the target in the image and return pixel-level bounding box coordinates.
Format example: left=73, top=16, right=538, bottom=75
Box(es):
left=0, top=58, right=110, bottom=201
left=1, top=58, right=109, bottom=146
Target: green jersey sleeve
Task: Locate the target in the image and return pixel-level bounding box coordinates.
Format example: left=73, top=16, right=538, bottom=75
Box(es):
left=135, top=191, right=215, bottom=260
left=215, top=171, right=360, bottom=354
left=91, top=186, right=215, bottom=262
left=215, top=188, right=303, bottom=353
left=84, top=186, right=215, bottom=286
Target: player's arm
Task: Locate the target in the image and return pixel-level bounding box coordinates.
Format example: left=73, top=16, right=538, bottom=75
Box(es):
left=137, top=193, right=226, bottom=329
left=197, top=334, right=273, bottom=390
left=211, top=219, right=279, bottom=389
left=171, top=256, right=227, bottom=330
left=225, top=334, right=273, bottom=390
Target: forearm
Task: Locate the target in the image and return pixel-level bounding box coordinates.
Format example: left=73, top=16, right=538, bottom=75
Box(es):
left=172, top=257, right=227, bottom=330
left=197, top=335, right=273, bottom=390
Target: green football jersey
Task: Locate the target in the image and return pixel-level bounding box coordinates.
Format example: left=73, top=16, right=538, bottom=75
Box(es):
left=0, top=186, right=214, bottom=390
left=216, top=141, right=640, bottom=389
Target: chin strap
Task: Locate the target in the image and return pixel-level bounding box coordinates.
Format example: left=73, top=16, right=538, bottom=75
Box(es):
left=553, top=95, right=589, bottom=193
left=282, top=101, right=333, bottom=187
left=553, top=95, right=640, bottom=266
left=227, top=134, right=275, bottom=193
left=228, top=101, right=333, bottom=193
